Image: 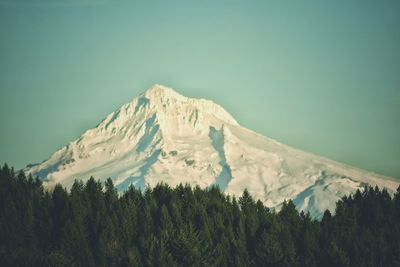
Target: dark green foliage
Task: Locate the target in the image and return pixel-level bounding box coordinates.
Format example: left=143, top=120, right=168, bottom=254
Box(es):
left=0, top=164, right=399, bottom=267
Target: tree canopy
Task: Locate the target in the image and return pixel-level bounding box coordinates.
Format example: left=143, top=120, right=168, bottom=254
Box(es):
left=0, top=164, right=399, bottom=267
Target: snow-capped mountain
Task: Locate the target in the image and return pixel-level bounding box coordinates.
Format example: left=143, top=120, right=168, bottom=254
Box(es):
left=25, top=84, right=399, bottom=218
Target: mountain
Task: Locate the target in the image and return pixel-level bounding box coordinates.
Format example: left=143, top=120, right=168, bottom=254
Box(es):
left=24, top=84, right=399, bottom=218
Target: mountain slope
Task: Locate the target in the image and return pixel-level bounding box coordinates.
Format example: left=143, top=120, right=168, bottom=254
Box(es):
left=25, top=84, right=399, bottom=218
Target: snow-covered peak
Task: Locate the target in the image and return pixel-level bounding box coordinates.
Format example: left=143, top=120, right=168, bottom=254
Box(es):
left=144, top=84, right=187, bottom=102
left=139, top=84, right=239, bottom=128
left=74, top=84, right=238, bottom=143
left=24, top=84, right=399, bottom=219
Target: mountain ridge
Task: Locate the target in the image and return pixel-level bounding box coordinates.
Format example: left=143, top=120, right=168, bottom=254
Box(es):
left=24, top=84, right=399, bottom=218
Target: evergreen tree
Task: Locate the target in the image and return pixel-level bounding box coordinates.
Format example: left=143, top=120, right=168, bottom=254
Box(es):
left=1, top=164, right=399, bottom=267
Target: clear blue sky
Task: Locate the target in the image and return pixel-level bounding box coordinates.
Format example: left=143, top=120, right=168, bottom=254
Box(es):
left=0, top=0, right=399, bottom=178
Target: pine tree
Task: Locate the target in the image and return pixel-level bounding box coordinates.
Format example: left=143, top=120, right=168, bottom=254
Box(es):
left=1, top=164, right=399, bottom=267
left=51, top=184, right=70, bottom=249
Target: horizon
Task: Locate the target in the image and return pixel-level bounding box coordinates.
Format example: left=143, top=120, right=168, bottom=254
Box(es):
left=0, top=1, right=399, bottom=179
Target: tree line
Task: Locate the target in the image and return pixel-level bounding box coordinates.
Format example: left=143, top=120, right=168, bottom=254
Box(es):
left=0, top=163, right=399, bottom=267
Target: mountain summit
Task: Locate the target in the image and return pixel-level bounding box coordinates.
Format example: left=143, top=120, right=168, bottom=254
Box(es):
left=25, top=84, right=399, bottom=218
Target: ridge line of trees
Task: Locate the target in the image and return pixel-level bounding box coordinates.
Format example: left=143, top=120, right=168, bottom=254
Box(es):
left=1, top=163, right=400, bottom=267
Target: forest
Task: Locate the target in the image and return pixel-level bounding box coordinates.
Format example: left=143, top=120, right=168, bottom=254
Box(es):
left=0, top=163, right=399, bottom=267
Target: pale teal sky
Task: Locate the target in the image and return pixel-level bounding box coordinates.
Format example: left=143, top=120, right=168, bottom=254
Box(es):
left=0, top=0, right=399, bottom=178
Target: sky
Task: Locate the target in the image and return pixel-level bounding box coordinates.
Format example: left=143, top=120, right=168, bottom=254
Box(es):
left=0, top=0, right=399, bottom=179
